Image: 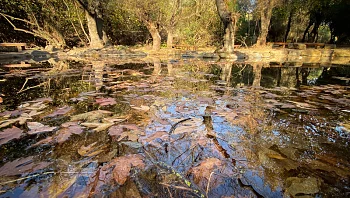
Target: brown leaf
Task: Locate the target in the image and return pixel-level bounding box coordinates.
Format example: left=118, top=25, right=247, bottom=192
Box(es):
left=95, top=98, right=117, bottom=106
left=45, top=106, right=72, bottom=118
left=28, top=98, right=52, bottom=103
left=190, top=158, right=223, bottom=189
left=81, top=122, right=114, bottom=132
left=0, top=97, right=3, bottom=103
left=78, top=142, right=107, bottom=157
left=0, top=156, right=51, bottom=176
left=131, top=105, right=150, bottom=112
left=108, top=124, right=144, bottom=142
left=27, top=122, right=57, bottom=135
left=55, top=122, right=84, bottom=143
left=71, top=110, right=113, bottom=122
left=0, top=126, right=23, bottom=145
left=31, top=136, right=54, bottom=147
left=139, top=131, right=168, bottom=144
left=266, top=153, right=287, bottom=160
left=103, top=154, right=145, bottom=185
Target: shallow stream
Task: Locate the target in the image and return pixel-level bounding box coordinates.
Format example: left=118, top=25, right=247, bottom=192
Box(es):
left=0, top=58, right=349, bottom=197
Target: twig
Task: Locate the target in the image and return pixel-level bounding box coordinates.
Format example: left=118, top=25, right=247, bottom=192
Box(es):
left=0, top=171, right=94, bottom=185
left=160, top=182, right=198, bottom=193
left=206, top=172, right=215, bottom=196
left=166, top=186, right=173, bottom=198
left=74, top=1, right=90, bottom=43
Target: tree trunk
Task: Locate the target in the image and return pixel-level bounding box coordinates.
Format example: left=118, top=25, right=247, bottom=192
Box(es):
left=167, top=30, right=174, bottom=49
left=310, top=21, right=321, bottom=43
left=284, top=10, right=293, bottom=42
left=146, top=21, right=161, bottom=51
left=85, top=11, right=104, bottom=49
left=215, top=0, right=236, bottom=53
left=302, top=20, right=313, bottom=42
left=256, top=0, right=275, bottom=46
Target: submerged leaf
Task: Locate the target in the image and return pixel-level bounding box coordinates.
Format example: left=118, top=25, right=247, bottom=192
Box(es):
left=45, top=106, right=72, bottom=118
left=78, top=142, right=107, bottom=157
left=71, top=110, right=113, bottom=122
left=0, top=156, right=51, bottom=176
left=95, top=98, right=117, bottom=106
left=103, top=154, right=145, bottom=185
left=31, top=136, right=54, bottom=147
left=108, top=124, right=144, bottom=142
left=0, top=126, right=23, bottom=145
left=27, top=122, right=57, bottom=135
left=190, top=158, right=223, bottom=189
left=81, top=122, right=114, bottom=132
left=55, top=122, right=84, bottom=143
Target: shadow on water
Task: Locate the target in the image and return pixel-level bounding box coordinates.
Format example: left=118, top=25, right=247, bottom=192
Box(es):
left=0, top=58, right=349, bottom=197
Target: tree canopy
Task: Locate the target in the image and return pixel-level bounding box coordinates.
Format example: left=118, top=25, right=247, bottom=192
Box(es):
left=0, top=0, right=349, bottom=49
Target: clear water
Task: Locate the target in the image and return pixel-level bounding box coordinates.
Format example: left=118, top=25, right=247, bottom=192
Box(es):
left=0, top=58, right=349, bottom=197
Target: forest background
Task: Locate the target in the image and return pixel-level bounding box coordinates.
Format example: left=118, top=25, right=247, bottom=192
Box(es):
left=0, top=0, right=349, bottom=51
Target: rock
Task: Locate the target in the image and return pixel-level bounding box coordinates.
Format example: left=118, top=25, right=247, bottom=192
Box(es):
left=285, top=177, right=321, bottom=197
left=119, top=141, right=143, bottom=155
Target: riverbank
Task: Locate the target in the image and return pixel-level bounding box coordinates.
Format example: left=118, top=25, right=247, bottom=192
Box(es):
left=1, top=45, right=349, bottom=66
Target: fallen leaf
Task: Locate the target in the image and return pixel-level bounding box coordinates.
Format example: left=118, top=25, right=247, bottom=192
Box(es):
left=25, top=102, right=47, bottom=111
left=0, top=97, right=3, bottom=103
left=0, top=126, right=23, bottom=145
left=49, top=175, right=77, bottom=197
left=103, top=154, right=145, bottom=185
left=190, top=158, right=223, bottom=189
left=55, top=122, right=84, bottom=143
left=71, top=110, right=113, bottom=122
left=266, top=153, right=287, bottom=160
left=78, top=142, right=107, bottom=157
left=108, top=124, right=144, bottom=142
left=0, top=156, right=51, bottom=176
left=27, top=122, right=57, bottom=135
left=81, top=122, right=114, bottom=132
left=95, top=98, right=117, bottom=106
left=45, top=106, right=72, bottom=118
left=131, top=105, right=150, bottom=112
left=139, top=131, right=168, bottom=144
left=28, top=98, right=52, bottom=103
left=31, top=136, right=54, bottom=147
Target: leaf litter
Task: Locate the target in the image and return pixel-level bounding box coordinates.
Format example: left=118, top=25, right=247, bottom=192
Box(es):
left=0, top=62, right=349, bottom=198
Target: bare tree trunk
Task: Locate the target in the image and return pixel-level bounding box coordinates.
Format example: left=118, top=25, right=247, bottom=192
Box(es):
left=256, top=0, right=276, bottom=46
left=302, top=20, right=313, bottom=42
left=284, top=10, right=293, bottom=42
left=215, top=0, right=236, bottom=53
left=85, top=11, right=104, bottom=49
left=145, top=21, right=161, bottom=51
left=167, top=30, right=174, bottom=49
left=310, top=21, right=321, bottom=43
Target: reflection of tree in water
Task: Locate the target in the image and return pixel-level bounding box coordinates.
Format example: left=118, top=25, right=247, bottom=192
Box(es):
left=316, top=66, right=350, bottom=85
left=252, top=63, right=263, bottom=87
left=91, top=61, right=105, bottom=91
left=151, top=58, right=161, bottom=83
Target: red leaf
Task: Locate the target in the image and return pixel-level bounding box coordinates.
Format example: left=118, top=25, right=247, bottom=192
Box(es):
left=0, top=126, right=23, bottom=145
left=95, top=98, right=117, bottom=106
